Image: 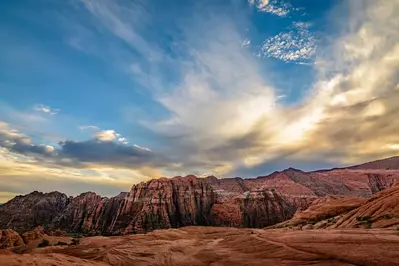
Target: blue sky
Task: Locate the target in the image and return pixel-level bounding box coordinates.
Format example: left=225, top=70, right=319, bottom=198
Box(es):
left=1, top=0, right=398, bottom=201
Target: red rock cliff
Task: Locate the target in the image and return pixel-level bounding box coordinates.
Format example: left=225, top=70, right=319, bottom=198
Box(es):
left=1, top=157, right=399, bottom=235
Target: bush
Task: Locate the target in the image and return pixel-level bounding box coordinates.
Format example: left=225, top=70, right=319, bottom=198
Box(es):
left=37, top=239, right=50, bottom=248
left=356, top=216, right=371, bottom=222
left=328, top=218, right=336, bottom=223
left=383, top=214, right=394, bottom=219
left=366, top=221, right=372, bottom=228
left=70, top=238, right=80, bottom=245
left=356, top=216, right=373, bottom=228
left=55, top=241, right=68, bottom=246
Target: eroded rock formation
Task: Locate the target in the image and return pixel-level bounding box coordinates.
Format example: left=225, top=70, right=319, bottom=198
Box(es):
left=1, top=156, right=399, bottom=235
left=270, top=184, right=399, bottom=230
left=0, top=229, right=24, bottom=249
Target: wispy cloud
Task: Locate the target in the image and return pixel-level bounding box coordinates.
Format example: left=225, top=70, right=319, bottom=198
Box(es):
left=79, top=0, right=161, bottom=61
left=34, top=104, right=60, bottom=115
left=73, top=0, right=399, bottom=178
left=133, top=144, right=151, bottom=152
left=79, top=125, right=100, bottom=131
left=258, top=21, right=316, bottom=63
left=242, top=38, right=251, bottom=47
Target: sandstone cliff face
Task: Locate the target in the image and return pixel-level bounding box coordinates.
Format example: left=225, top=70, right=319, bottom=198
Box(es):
left=0, top=191, right=69, bottom=233
left=0, top=177, right=296, bottom=234
left=54, top=192, right=106, bottom=234
left=118, top=176, right=216, bottom=234
left=1, top=158, right=399, bottom=235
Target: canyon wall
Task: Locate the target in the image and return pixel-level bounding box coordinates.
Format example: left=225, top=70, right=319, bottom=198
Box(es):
left=1, top=159, right=399, bottom=235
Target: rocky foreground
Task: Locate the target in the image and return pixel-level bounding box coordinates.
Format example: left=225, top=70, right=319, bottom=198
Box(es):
left=270, top=184, right=399, bottom=230
left=1, top=156, right=399, bottom=235
left=1, top=227, right=399, bottom=266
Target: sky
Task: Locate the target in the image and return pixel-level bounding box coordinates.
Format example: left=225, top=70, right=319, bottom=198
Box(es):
left=0, top=0, right=398, bottom=202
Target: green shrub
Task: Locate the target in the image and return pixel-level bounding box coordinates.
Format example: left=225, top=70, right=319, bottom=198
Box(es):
left=328, top=218, right=336, bottom=223
left=366, top=221, right=372, bottom=228
left=356, top=216, right=373, bottom=228
left=383, top=214, right=394, bottom=219
left=70, top=238, right=80, bottom=245
left=37, top=239, right=50, bottom=248
left=356, top=216, right=372, bottom=222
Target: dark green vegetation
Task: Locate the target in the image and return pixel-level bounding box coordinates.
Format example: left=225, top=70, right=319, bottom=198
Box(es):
left=37, top=239, right=50, bottom=248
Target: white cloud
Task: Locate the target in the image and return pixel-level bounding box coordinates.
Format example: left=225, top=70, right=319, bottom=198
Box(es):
left=242, top=38, right=251, bottom=47
left=248, top=0, right=292, bottom=17
left=129, top=63, right=143, bottom=75
left=44, top=145, right=55, bottom=153
left=293, top=21, right=311, bottom=29
left=259, top=21, right=316, bottom=63
left=34, top=104, right=60, bottom=115
left=79, top=125, right=100, bottom=131
left=80, top=0, right=161, bottom=61
left=133, top=144, right=151, bottom=152
left=77, top=0, right=399, bottom=178
left=118, top=137, right=127, bottom=142
left=386, top=144, right=399, bottom=150
left=95, top=130, right=119, bottom=141
left=82, top=127, right=128, bottom=143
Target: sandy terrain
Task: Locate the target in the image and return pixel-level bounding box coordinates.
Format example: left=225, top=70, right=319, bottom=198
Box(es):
left=1, top=226, right=399, bottom=266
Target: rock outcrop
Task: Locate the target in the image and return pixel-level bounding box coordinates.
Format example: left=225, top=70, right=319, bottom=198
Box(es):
left=331, top=184, right=399, bottom=229
left=0, top=191, right=69, bottom=234
left=48, top=229, right=68, bottom=237
left=21, top=226, right=45, bottom=243
left=0, top=229, right=24, bottom=249
left=270, top=185, right=399, bottom=230
left=1, top=156, right=399, bottom=235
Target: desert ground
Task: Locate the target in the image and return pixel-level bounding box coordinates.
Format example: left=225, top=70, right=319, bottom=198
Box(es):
left=1, top=226, right=399, bottom=266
